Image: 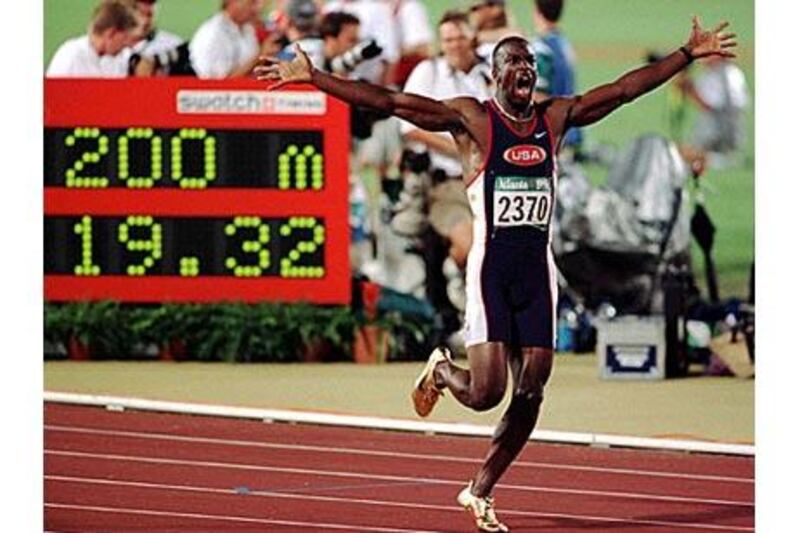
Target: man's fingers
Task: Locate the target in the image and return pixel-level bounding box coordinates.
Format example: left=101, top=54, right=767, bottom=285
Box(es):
left=712, top=20, right=730, bottom=34
left=720, top=32, right=737, bottom=41
left=721, top=41, right=738, bottom=49
left=253, top=65, right=279, bottom=77
left=692, top=15, right=702, bottom=30
left=256, top=56, right=280, bottom=66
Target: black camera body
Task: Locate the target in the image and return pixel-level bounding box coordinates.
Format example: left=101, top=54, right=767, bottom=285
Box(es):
left=129, top=42, right=195, bottom=77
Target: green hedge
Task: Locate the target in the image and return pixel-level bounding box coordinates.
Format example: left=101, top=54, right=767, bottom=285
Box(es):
left=43, top=301, right=432, bottom=363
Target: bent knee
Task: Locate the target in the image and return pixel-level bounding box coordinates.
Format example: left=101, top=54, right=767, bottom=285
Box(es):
left=514, top=380, right=547, bottom=406
left=470, top=387, right=505, bottom=412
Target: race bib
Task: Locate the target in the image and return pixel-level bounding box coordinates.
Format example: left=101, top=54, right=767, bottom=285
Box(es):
left=493, top=176, right=553, bottom=229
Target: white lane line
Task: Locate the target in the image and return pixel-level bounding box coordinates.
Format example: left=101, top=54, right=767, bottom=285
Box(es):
left=45, top=475, right=754, bottom=532
left=44, top=424, right=754, bottom=484
left=42, top=392, right=756, bottom=456
left=45, top=502, right=432, bottom=532
left=45, top=449, right=754, bottom=507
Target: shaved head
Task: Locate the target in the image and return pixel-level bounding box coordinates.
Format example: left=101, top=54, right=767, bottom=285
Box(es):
left=492, top=36, right=531, bottom=67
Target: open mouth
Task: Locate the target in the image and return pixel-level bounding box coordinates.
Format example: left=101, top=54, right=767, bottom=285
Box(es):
left=514, top=73, right=534, bottom=91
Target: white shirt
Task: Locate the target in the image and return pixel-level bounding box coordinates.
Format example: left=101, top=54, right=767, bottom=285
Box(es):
left=695, top=62, right=749, bottom=110
left=46, top=35, right=131, bottom=78
left=393, top=0, right=433, bottom=51
left=280, top=37, right=326, bottom=70
left=189, top=12, right=258, bottom=79
left=132, top=29, right=184, bottom=59
left=401, top=56, right=493, bottom=177
left=324, top=0, right=400, bottom=83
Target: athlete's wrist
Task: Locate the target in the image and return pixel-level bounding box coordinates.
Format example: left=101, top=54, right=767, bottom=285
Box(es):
left=678, top=45, right=695, bottom=64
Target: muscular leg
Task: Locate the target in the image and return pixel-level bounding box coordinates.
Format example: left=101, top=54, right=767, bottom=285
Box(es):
left=433, top=342, right=509, bottom=412
left=471, top=346, right=553, bottom=497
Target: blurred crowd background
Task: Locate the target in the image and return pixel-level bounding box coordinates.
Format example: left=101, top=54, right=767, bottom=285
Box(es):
left=44, top=0, right=754, bottom=365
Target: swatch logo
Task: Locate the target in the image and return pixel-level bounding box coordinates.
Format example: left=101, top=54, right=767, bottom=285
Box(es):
left=503, top=145, right=547, bottom=166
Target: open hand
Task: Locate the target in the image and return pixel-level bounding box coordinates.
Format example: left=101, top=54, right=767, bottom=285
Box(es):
left=685, top=16, right=738, bottom=59
left=253, top=44, right=313, bottom=90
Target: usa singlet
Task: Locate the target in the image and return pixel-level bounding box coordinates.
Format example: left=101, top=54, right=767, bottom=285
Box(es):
left=463, top=99, right=558, bottom=349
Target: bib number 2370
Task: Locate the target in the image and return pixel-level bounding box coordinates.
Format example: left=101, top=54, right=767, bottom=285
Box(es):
left=493, top=176, right=552, bottom=229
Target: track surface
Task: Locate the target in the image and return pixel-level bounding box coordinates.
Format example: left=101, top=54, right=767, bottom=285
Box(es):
left=44, top=403, right=754, bottom=532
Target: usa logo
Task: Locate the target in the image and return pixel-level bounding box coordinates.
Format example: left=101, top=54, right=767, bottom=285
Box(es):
left=503, top=144, right=547, bottom=166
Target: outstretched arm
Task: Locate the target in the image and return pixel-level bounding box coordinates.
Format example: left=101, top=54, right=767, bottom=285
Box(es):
left=254, top=45, right=466, bottom=133
left=557, top=17, right=737, bottom=129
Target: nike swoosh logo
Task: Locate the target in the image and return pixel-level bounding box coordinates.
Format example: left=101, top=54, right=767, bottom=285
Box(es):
left=535, top=132, right=547, bottom=139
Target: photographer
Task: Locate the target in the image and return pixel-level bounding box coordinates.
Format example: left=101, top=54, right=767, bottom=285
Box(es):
left=318, top=11, right=385, bottom=140
left=127, top=0, right=194, bottom=76
left=323, top=0, right=399, bottom=86
left=277, top=0, right=325, bottom=69
left=47, top=0, right=141, bottom=78
left=190, top=0, right=270, bottom=79
left=320, top=12, right=382, bottom=79
left=396, top=11, right=493, bottom=341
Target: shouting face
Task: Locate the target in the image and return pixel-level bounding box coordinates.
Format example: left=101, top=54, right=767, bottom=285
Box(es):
left=492, top=38, right=537, bottom=107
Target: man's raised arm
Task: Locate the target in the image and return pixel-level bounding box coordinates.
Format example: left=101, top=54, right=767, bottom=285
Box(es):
left=254, top=45, right=466, bottom=134
left=555, top=16, right=737, bottom=129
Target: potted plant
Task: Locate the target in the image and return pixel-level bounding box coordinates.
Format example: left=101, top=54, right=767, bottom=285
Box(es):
left=129, top=303, right=206, bottom=361
left=59, top=301, right=134, bottom=360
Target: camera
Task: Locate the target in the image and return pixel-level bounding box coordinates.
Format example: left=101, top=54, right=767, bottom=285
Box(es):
left=151, top=42, right=195, bottom=76
left=129, top=42, right=195, bottom=77
left=330, top=39, right=382, bottom=75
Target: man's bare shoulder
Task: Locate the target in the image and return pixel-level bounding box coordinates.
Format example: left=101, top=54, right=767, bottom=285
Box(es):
left=442, top=97, right=489, bottom=128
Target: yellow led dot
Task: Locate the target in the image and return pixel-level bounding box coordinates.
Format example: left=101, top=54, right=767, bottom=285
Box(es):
left=65, top=136, right=75, bottom=147
left=303, top=145, right=315, bottom=156
left=280, top=225, right=291, bottom=236
left=287, top=145, right=298, bottom=156
left=289, top=250, right=300, bottom=261
left=144, top=258, right=154, bottom=268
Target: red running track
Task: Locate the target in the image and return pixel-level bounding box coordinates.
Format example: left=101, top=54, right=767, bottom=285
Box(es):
left=44, top=403, right=754, bottom=532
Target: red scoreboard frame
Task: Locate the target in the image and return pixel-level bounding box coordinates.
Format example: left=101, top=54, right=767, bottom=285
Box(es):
left=44, top=78, right=351, bottom=303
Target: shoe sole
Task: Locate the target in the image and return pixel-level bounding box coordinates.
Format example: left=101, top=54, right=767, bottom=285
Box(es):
left=411, top=348, right=450, bottom=417
left=457, top=485, right=508, bottom=533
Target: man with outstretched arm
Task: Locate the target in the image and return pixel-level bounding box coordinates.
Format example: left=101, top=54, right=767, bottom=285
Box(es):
left=255, top=16, right=735, bottom=532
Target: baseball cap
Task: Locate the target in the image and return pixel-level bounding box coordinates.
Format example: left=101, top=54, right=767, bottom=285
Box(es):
left=287, top=0, right=318, bottom=31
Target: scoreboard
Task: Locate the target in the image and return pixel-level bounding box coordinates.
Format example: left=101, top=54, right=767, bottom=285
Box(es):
left=44, top=78, right=350, bottom=303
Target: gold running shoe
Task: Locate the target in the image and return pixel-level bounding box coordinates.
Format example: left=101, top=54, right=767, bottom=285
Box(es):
left=411, top=346, right=451, bottom=417
left=457, top=481, right=509, bottom=532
